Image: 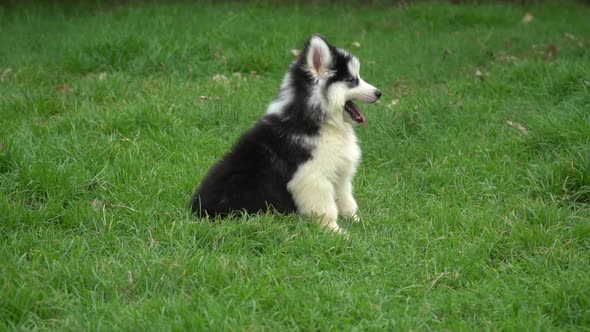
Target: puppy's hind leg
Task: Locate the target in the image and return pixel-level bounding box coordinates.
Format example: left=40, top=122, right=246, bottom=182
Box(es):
left=288, top=173, right=342, bottom=233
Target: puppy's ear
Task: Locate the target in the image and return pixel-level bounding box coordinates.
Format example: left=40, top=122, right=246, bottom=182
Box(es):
left=306, top=35, right=332, bottom=78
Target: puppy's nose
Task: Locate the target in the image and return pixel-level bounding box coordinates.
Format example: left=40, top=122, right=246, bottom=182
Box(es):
left=375, top=90, right=382, bottom=99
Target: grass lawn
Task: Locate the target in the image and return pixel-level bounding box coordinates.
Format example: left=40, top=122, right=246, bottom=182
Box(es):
left=1, top=1, right=589, bottom=330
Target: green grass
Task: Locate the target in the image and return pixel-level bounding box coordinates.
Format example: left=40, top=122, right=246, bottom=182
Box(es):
left=1, top=1, right=589, bottom=330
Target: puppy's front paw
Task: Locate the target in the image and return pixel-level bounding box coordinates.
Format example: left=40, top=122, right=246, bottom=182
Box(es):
left=352, top=213, right=361, bottom=223
left=337, top=197, right=358, bottom=218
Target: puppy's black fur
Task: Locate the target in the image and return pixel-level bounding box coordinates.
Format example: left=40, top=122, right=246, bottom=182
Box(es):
left=191, top=115, right=313, bottom=217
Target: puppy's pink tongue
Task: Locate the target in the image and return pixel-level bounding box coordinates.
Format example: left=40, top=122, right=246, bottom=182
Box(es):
left=345, top=101, right=366, bottom=126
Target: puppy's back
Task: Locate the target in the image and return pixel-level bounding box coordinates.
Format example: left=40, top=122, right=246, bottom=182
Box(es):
left=190, top=118, right=308, bottom=217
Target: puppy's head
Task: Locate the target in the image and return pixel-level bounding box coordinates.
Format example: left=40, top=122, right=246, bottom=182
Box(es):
left=302, top=35, right=381, bottom=125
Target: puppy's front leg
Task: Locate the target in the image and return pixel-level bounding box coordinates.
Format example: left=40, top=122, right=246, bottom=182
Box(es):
left=335, top=177, right=360, bottom=222
left=288, top=173, right=342, bottom=233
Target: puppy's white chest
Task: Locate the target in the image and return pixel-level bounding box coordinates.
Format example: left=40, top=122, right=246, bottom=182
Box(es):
left=312, top=125, right=361, bottom=175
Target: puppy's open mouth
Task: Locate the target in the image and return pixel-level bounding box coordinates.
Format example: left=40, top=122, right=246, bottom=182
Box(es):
left=344, top=100, right=366, bottom=126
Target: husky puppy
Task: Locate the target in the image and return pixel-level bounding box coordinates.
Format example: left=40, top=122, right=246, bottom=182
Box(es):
left=191, top=35, right=381, bottom=233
